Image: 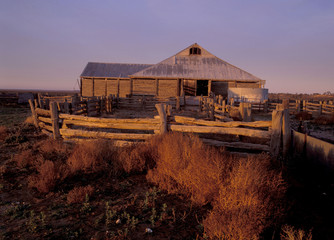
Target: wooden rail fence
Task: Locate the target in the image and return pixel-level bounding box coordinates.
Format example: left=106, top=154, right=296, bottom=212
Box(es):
left=28, top=99, right=292, bottom=157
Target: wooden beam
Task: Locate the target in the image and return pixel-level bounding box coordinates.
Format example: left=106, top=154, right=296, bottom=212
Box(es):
left=270, top=110, right=283, bottom=159
left=59, top=129, right=152, bottom=140
left=170, top=124, right=271, bottom=139
left=28, top=99, right=39, bottom=128
left=59, top=114, right=159, bottom=124
left=282, top=109, right=291, bottom=158
left=50, top=102, right=60, bottom=139
left=155, top=104, right=167, bottom=134
left=201, top=138, right=270, bottom=152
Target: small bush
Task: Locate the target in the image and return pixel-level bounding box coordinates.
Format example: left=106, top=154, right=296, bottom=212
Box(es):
left=36, top=139, right=71, bottom=163
left=314, top=114, right=334, bottom=125
left=28, top=160, right=69, bottom=193
left=13, top=149, right=36, bottom=168
left=118, top=136, right=160, bottom=174
left=203, top=155, right=285, bottom=239
left=67, top=185, right=94, bottom=204
left=147, top=133, right=232, bottom=206
left=67, top=140, right=117, bottom=175
left=0, top=126, right=8, bottom=141
left=281, top=225, right=312, bottom=240
left=295, top=112, right=312, bottom=121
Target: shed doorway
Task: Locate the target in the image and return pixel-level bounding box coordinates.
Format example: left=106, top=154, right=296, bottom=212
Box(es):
left=196, top=80, right=208, bottom=96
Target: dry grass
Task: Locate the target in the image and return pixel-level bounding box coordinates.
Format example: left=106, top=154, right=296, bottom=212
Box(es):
left=28, top=160, right=69, bottom=193
left=203, top=154, right=285, bottom=239
left=13, top=149, right=36, bottom=168
left=147, top=133, right=233, bottom=206
left=281, top=225, right=312, bottom=240
left=67, top=185, right=94, bottom=204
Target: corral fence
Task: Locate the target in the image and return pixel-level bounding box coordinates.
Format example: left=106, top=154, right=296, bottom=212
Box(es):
left=29, top=99, right=292, bottom=157
left=199, top=96, right=334, bottom=121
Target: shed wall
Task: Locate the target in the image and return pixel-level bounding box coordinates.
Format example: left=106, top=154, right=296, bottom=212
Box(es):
left=158, top=79, right=178, bottom=97
left=82, top=78, right=93, bottom=96
left=133, top=79, right=156, bottom=96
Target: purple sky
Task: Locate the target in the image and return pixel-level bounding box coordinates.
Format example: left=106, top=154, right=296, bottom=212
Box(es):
left=1, top=0, right=333, bottom=93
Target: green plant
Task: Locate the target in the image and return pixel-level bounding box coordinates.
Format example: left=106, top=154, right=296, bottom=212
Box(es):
left=105, top=201, right=117, bottom=228
left=26, top=210, right=38, bottom=233
left=150, top=207, right=157, bottom=227
left=159, top=203, right=167, bottom=221
left=80, top=194, right=91, bottom=213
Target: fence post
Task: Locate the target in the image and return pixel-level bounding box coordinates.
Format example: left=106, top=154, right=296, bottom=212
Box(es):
left=37, top=93, right=44, bottom=109
left=230, top=98, right=234, bottom=106
left=64, top=100, right=69, bottom=114
left=222, top=100, right=226, bottom=113
left=176, top=96, right=180, bottom=111
left=282, top=109, right=291, bottom=158
left=50, top=102, right=60, bottom=139
left=270, top=110, right=283, bottom=160
left=155, top=104, right=167, bottom=134
left=28, top=99, right=39, bottom=128
left=318, top=101, right=322, bottom=116
left=263, top=100, right=268, bottom=113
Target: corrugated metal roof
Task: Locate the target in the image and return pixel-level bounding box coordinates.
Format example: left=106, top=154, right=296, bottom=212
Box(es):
left=131, top=43, right=262, bottom=81
left=81, top=62, right=153, bottom=78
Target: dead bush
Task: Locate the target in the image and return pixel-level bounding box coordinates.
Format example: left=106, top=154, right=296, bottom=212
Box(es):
left=203, top=155, right=286, bottom=239
left=36, top=139, right=72, bottom=163
left=13, top=149, right=36, bottom=168
left=314, top=114, right=334, bottom=125
left=147, top=133, right=233, bottom=206
left=295, top=112, right=312, bottom=121
left=0, top=126, right=8, bottom=141
left=119, top=136, right=160, bottom=174
left=67, top=185, right=94, bottom=204
left=28, top=160, right=69, bottom=193
left=67, top=140, right=117, bottom=175
left=281, top=225, right=312, bottom=240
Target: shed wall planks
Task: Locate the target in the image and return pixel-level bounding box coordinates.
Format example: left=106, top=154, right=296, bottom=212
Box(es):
left=94, top=79, right=106, bottom=96
left=82, top=78, right=93, bottom=97
left=158, top=79, right=178, bottom=97
left=133, top=79, right=156, bottom=95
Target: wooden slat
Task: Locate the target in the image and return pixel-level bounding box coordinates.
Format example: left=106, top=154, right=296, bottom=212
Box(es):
left=169, top=124, right=271, bottom=139
left=201, top=139, right=270, bottom=151
left=59, top=114, right=159, bottom=124
left=59, top=129, right=152, bottom=140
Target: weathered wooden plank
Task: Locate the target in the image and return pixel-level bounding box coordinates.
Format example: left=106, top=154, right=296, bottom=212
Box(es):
left=59, top=129, right=152, bottom=140
left=38, top=122, right=53, bottom=132
left=35, top=108, right=51, bottom=117
left=38, top=116, right=52, bottom=124
left=201, top=138, right=270, bottom=151
left=28, top=99, right=39, bottom=128
left=59, top=114, right=159, bottom=124
left=270, top=110, right=283, bottom=159
left=169, top=124, right=271, bottom=139
left=173, top=116, right=271, bottom=128
left=282, top=109, right=291, bottom=157
left=62, top=119, right=159, bottom=130
left=156, top=104, right=167, bottom=134
left=50, top=102, right=60, bottom=139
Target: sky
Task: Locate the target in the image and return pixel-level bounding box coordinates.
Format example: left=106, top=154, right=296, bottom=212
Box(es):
left=0, top=0, right=333, bottom=94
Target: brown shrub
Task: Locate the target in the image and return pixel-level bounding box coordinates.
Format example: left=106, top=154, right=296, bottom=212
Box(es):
left=295, top=112, right=312, bottom=121
left=118, top=135, right=161, bottom=174
left=67, top=185, right=94, bottom=204
left=67, top=140, right=117, bottom=175
left=36, top=139, right=72, bottom=163
left=314, top=114, right=334, bottom=125
left=281, top=225, right=312, bottom=240
left=147, top=133, right=233, bottom=206
left=203, top=154, right=286, bottom=239
left=0, top=126, right=8, bottom=141
left=13, top=149, right=36, bottom=168
left=28, top=160, right=69, bottom=193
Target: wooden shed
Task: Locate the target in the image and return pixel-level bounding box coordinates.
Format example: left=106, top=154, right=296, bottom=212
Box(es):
left=80, top=43, right=266, bottom=98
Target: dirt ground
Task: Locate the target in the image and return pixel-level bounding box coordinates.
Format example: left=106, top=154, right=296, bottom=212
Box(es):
left=1, top=104, right=334, bottom=239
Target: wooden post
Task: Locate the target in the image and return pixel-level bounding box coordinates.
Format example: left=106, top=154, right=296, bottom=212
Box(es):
left=176, top=96, right=180, bottom=111
left=28, top=99, right=39, bottom=128
left=282, top=109, right=291, bottom=158
left=37, top=93, right=44, bottom=109
left=239, top=102, right=245, bottom=120
left=117, top=78, right=120, bottom=97
left=208, top=80, right=212, bottom=97
left=50, top=102, right=60, bottom=139
left=303, top=100, right=306, bottom=112
left=166, top=104, right=172, bottom=117
left=296, top=100, right=301, bottom=113
left=319, top=101, right=322, bottom=116
left=282, top=99, right=289, bottom=110
left=230, top=98, right=234, bottom=106
left=222, top=100, right=226, bottom=113
left=64, top=100, right=69, bottom=114
left=34, top=99, right=39, bottom=109
left=270, top=110, right=283, bottom=159
left=263, top=100, right=268, bottom=113
left=180, top=79, right=184, bottom=97
left=155, top=79, right=159, bottom=96
left=155, top=104, right=167, bottom=134
left=183, top=94, right=186, bottom=108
